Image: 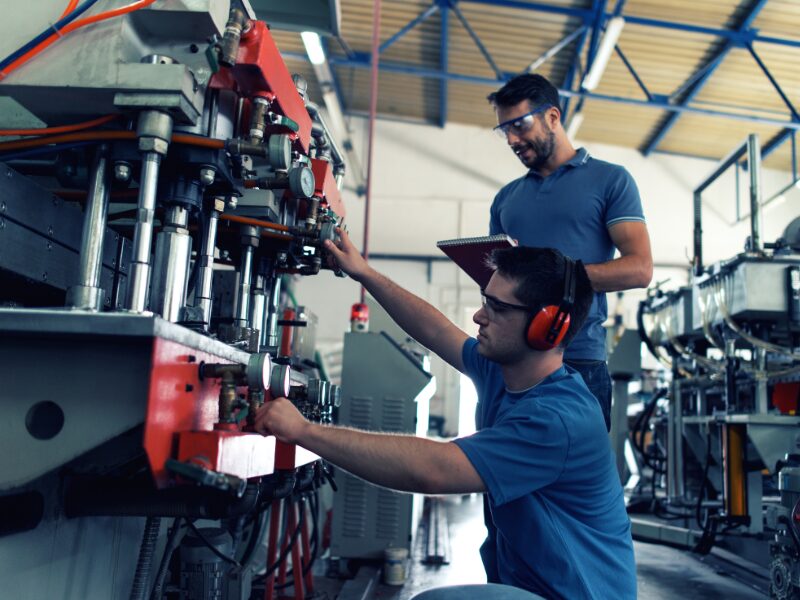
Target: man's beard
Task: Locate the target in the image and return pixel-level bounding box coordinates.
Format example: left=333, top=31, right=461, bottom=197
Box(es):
left=515, top=129, right=556, bottom=170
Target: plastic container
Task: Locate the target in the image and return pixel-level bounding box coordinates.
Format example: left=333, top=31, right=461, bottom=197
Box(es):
left=383, top=546, right=409, bottom=586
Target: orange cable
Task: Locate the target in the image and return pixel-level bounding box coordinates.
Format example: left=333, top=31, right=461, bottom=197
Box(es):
left=0, top=130, right=225, bottom=153
left=219, top=214, right=292, bottom=233
left=0, top=114, right=118, bottom=136
left=0, top=0, right=158, bottom=81
left=59, top=0, right=80, bottom=20
left=171, top=133, right=225, bottom=149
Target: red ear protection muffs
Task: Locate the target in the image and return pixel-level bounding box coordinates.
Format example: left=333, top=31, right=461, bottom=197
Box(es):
left=526, top=257, right=577, bottom=351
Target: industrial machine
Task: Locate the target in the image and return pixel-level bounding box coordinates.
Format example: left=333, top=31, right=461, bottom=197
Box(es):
left=634, top=135, right=800, bottom=598
left=0, top=2, right=347, bottom=599
left=330, top=330, right=434, bottom=561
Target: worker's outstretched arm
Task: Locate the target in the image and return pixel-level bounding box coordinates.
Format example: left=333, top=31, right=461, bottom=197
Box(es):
left=325, top=229, right=467, bottom=372
left=255, top=398, right=485, bottom=495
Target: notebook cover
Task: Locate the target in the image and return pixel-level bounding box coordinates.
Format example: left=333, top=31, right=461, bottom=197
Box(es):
left=436, top=234, right=517, bottom=287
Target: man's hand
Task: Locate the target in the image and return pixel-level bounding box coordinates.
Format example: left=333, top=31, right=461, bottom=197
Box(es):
left=254, top=398, right=310, bottom=444
left=324, top=228, right=370, bottom=282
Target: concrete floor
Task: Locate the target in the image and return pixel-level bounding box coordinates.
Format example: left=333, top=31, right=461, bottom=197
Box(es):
left=309, top=493, right=770, bottom=599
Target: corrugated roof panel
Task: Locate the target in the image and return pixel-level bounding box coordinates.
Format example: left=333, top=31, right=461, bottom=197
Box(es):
left=623, top=0, right=747, bottom=29
left=448, top=80, right=506, bottom=128
left=691, top=47, right=799, bottom=119
left=576, top=100, right=663, bottom=148
left=335, top=66, right=441, bottom=123
left=596, top=25, right=718, bottom=98
left=658, top=112, right=787, bottom=166
left=752, top=0, right=800, bottom=38
left=271, top=0, right=800, bottom=173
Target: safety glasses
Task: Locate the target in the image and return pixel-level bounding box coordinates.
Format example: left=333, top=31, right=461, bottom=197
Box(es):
left=492, top=105, right=551, bottom=138
left=480, top=289, right=532, bottom=319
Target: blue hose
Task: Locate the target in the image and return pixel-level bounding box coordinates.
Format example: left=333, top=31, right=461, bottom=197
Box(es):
left=0, top=0, right=103, bottom=72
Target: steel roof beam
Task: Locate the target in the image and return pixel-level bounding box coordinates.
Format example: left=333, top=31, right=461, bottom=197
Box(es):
left=450, top=2, right=504, bottom=79
left=461, top=0, right=800, bottom=50
left=746, top=44, right=800, bottom=123
left=525, top=25, right=586, bottom=74
left=561, top=28, right=589, bottom=122
left=640, top=0, right=770, bottom=156
left=299, top=52, right=800, bottom=131
left=379, top=3, right=439, bottom=55
left=614, top=44, right=653, bottom=101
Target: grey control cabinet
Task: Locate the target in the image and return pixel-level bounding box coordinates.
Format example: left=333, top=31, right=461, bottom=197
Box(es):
left=330, top=331, right=434, bottom=559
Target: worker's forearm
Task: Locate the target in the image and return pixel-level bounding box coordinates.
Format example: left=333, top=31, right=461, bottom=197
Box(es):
left=357, top=266, right=452, bottom=349
left=584, top=255, right=653, bottom=292
left=300, top=422, right=438, bottom=493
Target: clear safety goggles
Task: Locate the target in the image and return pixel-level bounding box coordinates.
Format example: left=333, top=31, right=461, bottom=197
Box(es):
left=492, top=105, right=551, bottom=138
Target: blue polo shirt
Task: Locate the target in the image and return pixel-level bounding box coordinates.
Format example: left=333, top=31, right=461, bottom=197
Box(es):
left=489, top=148, right=645, bottom=360
left=454, top=338, right=636, bottom=600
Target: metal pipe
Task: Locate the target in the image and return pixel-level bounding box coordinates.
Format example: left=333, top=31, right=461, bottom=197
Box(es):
left=251, top=273, right=266, bottom=344
left=265, top=275, right=282, bottom=349
left=755, top=347, right=768, bottom=413
left=306, top=101, right=346, bottom=175
left=236, top=246, right=254, bottom=326
left=66, top=145, right=110, bottom=311
left=747, top=133, right=763, bottom=253
left=195, top=203, right=221, bottom=328
left=150, top=206, right=192, bottom=322
left=692, top=136, right=752, bottom=275
left=127, top=152, right=162, bottom=312
left=667, top=375, right=685, bottom=502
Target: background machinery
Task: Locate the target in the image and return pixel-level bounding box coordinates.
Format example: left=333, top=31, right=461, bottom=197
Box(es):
left=0, top=2, right=347, bottom=598
left=634, top=134, right=800, bottom=598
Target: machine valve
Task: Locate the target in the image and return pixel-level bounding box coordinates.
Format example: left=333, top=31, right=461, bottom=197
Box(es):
left=165, top=458, right=247, bottom=497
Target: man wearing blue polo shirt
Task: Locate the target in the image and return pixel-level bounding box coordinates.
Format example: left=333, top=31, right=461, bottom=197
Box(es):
left=254, top=229, right=637, bottom=600
left=488, top=74, right=653, bottom=430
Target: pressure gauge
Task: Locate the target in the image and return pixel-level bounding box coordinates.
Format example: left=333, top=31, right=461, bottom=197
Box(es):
left=268, top=134, right=291, bottom=170
left=270, top=364, right=291, bottom=398
left=289, top=165, right=316, bottom=198
left=247, top=353, right=272, bottom=391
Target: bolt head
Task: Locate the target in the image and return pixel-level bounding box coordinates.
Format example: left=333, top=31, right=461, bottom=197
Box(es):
left=200, top=167, right=216, bottom=186
left=138, top=137, right=169, bottom=155
left=114, top=162, right=132, bottom=182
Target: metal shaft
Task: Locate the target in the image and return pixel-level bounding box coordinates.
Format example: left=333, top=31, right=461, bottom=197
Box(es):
left=150, top=206, right=192, bottom=322
left=126, top=152, right=162, bottom=311
left=667, top=377, right=685, bottom=502
left=265, top=275, right=282, bottom=348
left=250, top=274, right=266, bottom=346
left=66, top=145, right=110, bottom=310
left=747, top=133, right=763, bottom=253
left=195, top=206, right=220, bottom=327
left=236, top=245, right=254, bottom=326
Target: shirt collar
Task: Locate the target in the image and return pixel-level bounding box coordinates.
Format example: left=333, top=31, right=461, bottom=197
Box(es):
left=505, top=365, right=568, bottom=396
left=527, top=147, right=590, bottom=178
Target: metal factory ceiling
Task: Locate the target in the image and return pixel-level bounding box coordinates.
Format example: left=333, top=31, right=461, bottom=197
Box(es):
left=272, top=0, right=800, bottom=173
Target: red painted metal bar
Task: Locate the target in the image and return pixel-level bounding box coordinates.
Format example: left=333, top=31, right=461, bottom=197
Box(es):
left=360, top=0, right=381, bottom=305
left=264, top=499, right=282, bottom=600
left=289, top=499, right=304, bottom=599
left=278, top=498, right=292, bottom=587
left=300, top=499, right=314, bottom=595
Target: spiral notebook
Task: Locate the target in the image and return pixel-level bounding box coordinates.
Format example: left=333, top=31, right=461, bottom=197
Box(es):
left=437, top=234, right=517, bottom=287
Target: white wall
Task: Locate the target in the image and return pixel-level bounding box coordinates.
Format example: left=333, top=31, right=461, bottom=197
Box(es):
left=295, top=115, right=800, bottom=433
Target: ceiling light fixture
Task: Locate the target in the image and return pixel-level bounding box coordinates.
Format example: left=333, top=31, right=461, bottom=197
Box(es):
left=301, top=31, right=326, bottom=65
left=581, top=17, right=625, bottom=92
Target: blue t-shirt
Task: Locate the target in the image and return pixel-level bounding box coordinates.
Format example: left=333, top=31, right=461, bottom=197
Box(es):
left=454, top=338, right=636, bottom=600
left=489, top=148, right=645, bottom=360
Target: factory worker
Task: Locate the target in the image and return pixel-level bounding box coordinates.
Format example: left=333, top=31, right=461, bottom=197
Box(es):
left=255, top=229, right=636, bottom=600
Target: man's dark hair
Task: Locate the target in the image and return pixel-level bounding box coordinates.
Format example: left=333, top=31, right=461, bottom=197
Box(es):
left=487, top=246, right=593, bottom=349
left=487, top=73, right=561, bottom=112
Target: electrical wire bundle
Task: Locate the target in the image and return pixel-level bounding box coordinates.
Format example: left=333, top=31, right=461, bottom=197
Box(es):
left=0, top=0, right=227, bottom=163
